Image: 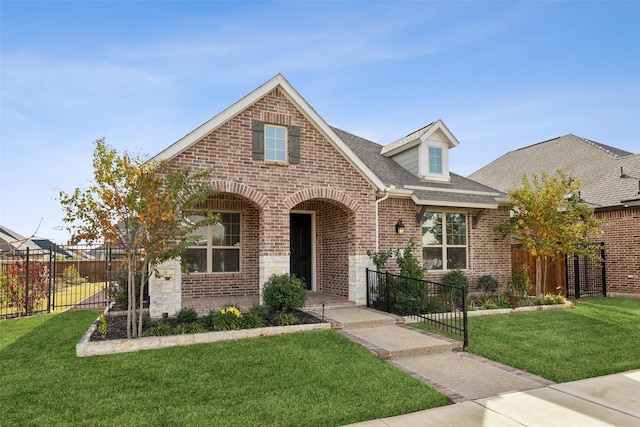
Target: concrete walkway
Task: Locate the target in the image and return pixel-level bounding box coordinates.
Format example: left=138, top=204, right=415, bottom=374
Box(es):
left=309, top=306, right=640, bottom=427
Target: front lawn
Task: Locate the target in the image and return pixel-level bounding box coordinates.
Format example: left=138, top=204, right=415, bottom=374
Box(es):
left=414, top=297, right=640, bottom=383
left=0, top=310, right=450, bottom=427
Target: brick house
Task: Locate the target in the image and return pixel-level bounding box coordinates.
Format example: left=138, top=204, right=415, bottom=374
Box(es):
left=148, top=74, right=508, bottom=317
left=469, top=135, right=640, bottom=297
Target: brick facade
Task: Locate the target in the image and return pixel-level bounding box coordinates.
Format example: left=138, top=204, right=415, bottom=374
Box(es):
left=153, top=82, right=513, bottom=313
left=595, top=207, right=640, bottom=296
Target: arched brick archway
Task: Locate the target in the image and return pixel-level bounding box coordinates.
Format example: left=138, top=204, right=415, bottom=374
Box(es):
left=210, top=180, right=270, bottom=210
left=283, top=187, right=360, bottom=212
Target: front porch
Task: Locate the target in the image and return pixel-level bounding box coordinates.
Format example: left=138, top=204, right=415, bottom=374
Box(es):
left=183, top=291, right=357, bottom=316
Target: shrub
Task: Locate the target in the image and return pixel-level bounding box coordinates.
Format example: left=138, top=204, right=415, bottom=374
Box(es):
left=143, top=322, right=174, bottom=337
left=262, top=274, right=307, bottom=314
left=213, top=306, right=243, bottom=331
left=393, top=239, right=424, bottom=280
left=61, top=265, right=85, bottom=286
left=477, top=275, right=499, bottom=293
left=240, top=313, right=265, bottom=329
left=277, top=313, right=297, bottom=326
left=176, top=308, right=198, bottom=324
left=107, top=269, right=147, bottom=306
left=534, top=293, right=566, bottom=306
left=509, top=265, right=532, bottom=298
left=97, top=311, right=108, bottom=337
left=177, top=322, right=206, bottom=334
left=441, top=270, right=469, bottom=288
left=366, top=249, right=392, bottom=271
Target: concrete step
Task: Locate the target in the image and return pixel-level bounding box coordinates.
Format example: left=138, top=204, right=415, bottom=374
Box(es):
left=342, top=324, right=454, bottom=359
left=314, top=306, right=401, bottom=329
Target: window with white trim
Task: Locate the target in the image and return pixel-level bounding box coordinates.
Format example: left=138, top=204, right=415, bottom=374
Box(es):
left=183, top=213, right=241, bottom=273
left=265, top=124, right=287, bottom=162
left=421, top=211, right=467, bottom=270
left=428, top=146, right=442, bottom=174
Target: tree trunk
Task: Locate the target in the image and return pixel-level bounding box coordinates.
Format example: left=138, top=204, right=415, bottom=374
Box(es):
left=127, top=252, right=137, bottom=338
left=535, top=256, right=543, bottom=296
left=138, top=262, right=147, bottom=337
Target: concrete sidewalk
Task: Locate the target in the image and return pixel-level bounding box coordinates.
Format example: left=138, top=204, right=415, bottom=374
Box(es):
left=309, top=306, right=640, bottom=426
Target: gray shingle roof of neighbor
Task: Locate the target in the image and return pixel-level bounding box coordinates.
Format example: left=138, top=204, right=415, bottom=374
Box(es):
left=332, top=127, right=505, bottom=207
left=468, top=134, right=639, bottom=209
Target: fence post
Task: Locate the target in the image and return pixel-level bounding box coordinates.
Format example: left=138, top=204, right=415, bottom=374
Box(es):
left=573, top=255, right=580, bottom=299
left=385, top=271, right=390, bottom=313
left=24, top=247, right=30, bottom=316
left=601, top=243, right=607, bottom=297
left=47, top=246, right=53, bottom=313
left=462, top=284, right=468, bottom=349
left=365, top=268, right=370, bottom=308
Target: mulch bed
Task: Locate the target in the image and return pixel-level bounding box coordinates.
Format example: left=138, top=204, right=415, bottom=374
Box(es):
left=91, top=307, right=324, bottom=341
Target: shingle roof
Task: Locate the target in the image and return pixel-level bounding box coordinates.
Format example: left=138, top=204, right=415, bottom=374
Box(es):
left=468, top=134, right=639, bottom=209
left=333, top=127, right=504, bottom=208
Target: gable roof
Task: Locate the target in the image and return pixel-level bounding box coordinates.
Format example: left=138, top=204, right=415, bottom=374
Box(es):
left=153, top=75, right=503, bottom=210
left=469, top=134, right=639, bottom=209
left=0, top=225, right=42, bottom=253
left=151, top=74, right=386, bottom=192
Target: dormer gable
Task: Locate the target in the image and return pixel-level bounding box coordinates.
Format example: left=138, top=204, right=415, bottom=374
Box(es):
left=381, top=119, right=459, bottom=182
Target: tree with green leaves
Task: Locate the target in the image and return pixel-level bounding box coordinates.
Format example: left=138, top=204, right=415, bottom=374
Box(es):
left=495, top=170, right=602, bottom=296
left=60, top=138, right=217, bottom=338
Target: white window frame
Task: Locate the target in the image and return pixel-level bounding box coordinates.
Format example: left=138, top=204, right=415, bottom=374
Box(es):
left=264, top=124, right=288, bottom=163
left=421, top=211, right=468, bottom=271
left=183, top=212, right=241, bottom=274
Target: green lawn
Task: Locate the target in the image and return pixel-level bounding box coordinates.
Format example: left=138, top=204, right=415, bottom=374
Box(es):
left=0, top=310, right=450, bottom=427
left=413, top=297, right=640, bottom=383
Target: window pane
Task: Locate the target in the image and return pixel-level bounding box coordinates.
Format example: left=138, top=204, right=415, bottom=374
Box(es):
left=183, top=248, right=207, bottom=273
left=429, top=147, right=442, bottom=174
left=447, top=247, right=467, bottom=269
left=423, top=247, right=443, bottom=270
left=212, top=249, right=240, bottom=272
left=186, top=215, right=208, bottom=246
left=422, top=212, right=442, bottom=245
left=211, top=213, right=241, bottom=247
left=265, top=125, right=286, bottom=162
left=446, top=213, right=467, bottom=245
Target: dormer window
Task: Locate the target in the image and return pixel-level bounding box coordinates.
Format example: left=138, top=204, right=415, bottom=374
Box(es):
left=429, top=146, right=442, bottom=174
left=381, top=119, right=458, bottom=183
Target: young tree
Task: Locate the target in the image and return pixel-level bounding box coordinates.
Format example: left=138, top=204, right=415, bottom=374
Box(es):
left=495, top=170, right=602, bottom=296
left=60, top=138, right=217, bottom=337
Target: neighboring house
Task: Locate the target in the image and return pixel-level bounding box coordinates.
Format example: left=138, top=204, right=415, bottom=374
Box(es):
left=0, top=225, right=43, bottom=254
left=469, top=135, right=640, bottom=297
left=148, top=74, right=509, bottom=317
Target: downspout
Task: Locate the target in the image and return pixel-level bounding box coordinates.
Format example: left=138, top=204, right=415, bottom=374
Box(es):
left=375, top=191, right=390, bottom=252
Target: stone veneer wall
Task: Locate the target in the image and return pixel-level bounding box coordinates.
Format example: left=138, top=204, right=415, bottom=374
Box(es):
left=149, top=259, right=182, bottom=318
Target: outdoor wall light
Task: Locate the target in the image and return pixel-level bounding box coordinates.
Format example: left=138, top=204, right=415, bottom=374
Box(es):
left=395, top=219, right=405, bottom=235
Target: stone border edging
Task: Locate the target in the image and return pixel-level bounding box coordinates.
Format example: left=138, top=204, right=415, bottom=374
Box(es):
left=466, top=301, right=574, bottom=317
left=77, top=318, right=332, bottom=357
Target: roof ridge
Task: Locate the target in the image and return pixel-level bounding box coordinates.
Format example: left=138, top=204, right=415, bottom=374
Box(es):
left=576, top=135, right=631, bottom=158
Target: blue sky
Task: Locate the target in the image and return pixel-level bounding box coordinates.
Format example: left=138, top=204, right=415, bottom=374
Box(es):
left=1, top=1, right=639, bottom=244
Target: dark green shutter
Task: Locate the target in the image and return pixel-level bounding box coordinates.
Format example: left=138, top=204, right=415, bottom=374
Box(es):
left=252, top=120, right=264, bottom=160
left=289, top=125, right=300, bottom=164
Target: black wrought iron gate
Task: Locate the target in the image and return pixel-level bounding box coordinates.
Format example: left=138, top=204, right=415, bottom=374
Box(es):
left=565, top=243, right=606, bottom=299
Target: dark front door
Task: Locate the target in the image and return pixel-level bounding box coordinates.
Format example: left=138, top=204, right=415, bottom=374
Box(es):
left=290, top=213, right=312, bottom=290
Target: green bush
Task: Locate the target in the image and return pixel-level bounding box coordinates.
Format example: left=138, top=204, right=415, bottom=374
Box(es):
left=176, top=308, right=198, bottom=324
left=477, top=275, right=499, bottom=293
left=393, top=239, right=424, bottom=280
left=277, top=313, right=297, bottom=326
left=61, top=265, right=85, bottom=286
left=212, top=306, right=243, bottom=331
left=107, top=269, right=147, bottom=306
left=509, top=265, right=532, bottom=297
left=441, top=270, right=469, bottom=288
left=240, top=313, right=266, bottom=329
left=262, top=274, right=307, bottom=314
left=142, top=322, right=174, bottom=337
left=177, top=322, right=205, bottom=334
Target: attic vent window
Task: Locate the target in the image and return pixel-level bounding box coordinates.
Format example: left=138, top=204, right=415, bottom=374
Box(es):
left=429, top=147, right=442, bottom=174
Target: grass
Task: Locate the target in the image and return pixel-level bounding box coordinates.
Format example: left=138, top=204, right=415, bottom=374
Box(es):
left=1, top=281, right=106, bottom=316
left=0, top=310, right=450, bottom=427
left=412, top=297, right=640, bottom=383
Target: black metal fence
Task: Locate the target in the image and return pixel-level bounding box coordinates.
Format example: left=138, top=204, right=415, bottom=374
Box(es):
left=565, top=243, right=606, bottom=299
left=366, top=268, right=468, bottom=348
left=0, top=245, right=116, bottom=319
